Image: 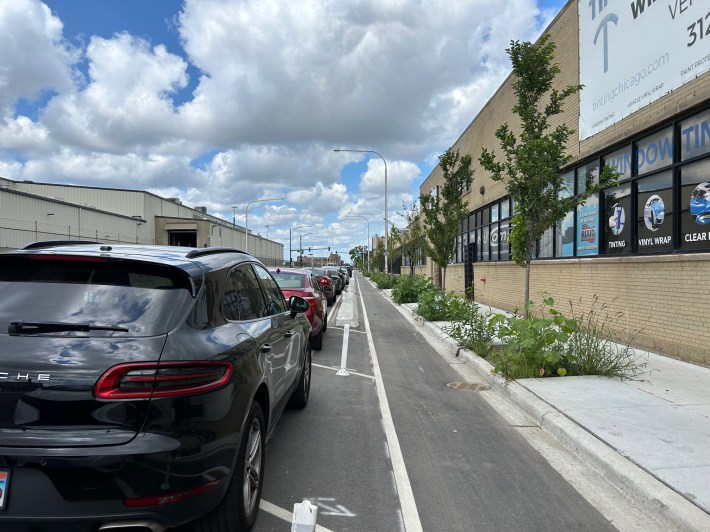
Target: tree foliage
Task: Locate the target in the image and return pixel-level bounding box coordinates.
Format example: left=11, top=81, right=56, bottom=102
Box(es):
left=391, top=201, right=425, bottom=276
left=479, top=35, right=617, bottom=311
left=349, top=245, right=368, bottom=268
left=420, top=148, right=474, bottom=293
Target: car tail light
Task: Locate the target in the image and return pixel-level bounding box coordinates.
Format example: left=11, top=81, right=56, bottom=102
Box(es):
left=124, top=480, right=221, bottom=507
left=95, top=361, right=233, bottom=399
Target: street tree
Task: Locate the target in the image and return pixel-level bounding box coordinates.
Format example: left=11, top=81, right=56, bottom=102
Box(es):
left=391, top=201, right=425, bottom=277
left=419, top=148, right=474, bottom=293
left=479, top=35, right=617, bottom=315
left=370, top=241, right=385, bottom=272
left=349, top=245, right=368, bottom=269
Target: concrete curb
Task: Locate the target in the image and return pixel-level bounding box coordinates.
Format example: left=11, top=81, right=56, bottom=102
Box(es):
left=375, top=286, right=710, bottom=531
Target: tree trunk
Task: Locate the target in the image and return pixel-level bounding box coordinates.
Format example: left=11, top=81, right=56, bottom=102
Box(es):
left=442, top=266, right=447, bottom=294
left=523, top=259, right=531, bottom=318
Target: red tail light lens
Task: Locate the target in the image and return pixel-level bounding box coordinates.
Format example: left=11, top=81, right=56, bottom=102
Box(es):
left=95, top=361, right=232, bottom=399
left=124, top=479, right=221, bottom=507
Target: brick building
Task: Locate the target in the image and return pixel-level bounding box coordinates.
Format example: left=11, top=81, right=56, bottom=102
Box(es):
left=417, top=0, right=710, bottom=366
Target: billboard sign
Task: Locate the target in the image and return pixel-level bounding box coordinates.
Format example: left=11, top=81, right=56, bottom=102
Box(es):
left=579, top=0, right=710, bottom=140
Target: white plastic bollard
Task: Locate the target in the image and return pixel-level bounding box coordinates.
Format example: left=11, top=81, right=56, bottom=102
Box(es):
left=336, top=324, right=350, bottom=376
left=292, top=499, right=318, bottom=532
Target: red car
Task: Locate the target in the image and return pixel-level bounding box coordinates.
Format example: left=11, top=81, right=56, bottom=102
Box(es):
left=309, top=267, right=336, bottom=306
left=269, top=267, right=328, bottom=349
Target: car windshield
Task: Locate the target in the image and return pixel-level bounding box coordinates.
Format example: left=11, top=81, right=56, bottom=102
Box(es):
left=271, top=271, right=305, bottom=289
left=0, top=256, right=194, bottom=336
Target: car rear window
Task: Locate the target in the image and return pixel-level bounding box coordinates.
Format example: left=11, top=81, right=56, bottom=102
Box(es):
left=270, top=272, right=305, bottom=289
left=0, top=256, right=194, bottom=336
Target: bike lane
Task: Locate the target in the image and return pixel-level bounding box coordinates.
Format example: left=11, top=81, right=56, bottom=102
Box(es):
left=356, top=273, right=616, bottom=532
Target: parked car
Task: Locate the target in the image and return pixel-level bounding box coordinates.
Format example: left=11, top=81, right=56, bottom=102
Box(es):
left=269, top=267, right=328, bottom=350
left=322, top=266, right=344, bottom=295
left=309, top=267, right=336, bottom=306
left=339, top=266, right=350, bottom=284
left=0, top=242, right=312, bottom=532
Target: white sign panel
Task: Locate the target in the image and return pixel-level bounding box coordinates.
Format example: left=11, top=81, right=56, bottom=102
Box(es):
left=579, top=0, right=710, bottom=140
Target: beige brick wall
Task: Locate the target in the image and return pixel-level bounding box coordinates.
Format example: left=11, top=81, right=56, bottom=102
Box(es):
left=416, top=0, right=710, bottom=367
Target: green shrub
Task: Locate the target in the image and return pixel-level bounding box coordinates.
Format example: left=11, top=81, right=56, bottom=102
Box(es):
left=562, top=296, right=647, bottom=379
left=486, top=295, right=646, bottom=380
left=415, top=288, right=466, bottom=322
left=487, top=297, right=577, bottom=379
left=441, top=301, right=494, bottom=356
left=370, top=271, right=395, bottom=289
left=392, top=274, right=433, bottom=304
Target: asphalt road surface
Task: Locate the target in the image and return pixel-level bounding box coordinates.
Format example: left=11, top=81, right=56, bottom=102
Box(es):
left=250, top=272, right=618, bottom=532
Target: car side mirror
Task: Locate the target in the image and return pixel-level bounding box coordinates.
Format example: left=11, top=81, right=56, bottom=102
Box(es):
left=289, top=295, right=309, bottom=316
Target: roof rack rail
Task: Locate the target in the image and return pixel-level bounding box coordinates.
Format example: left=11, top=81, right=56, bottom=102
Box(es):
left=23, top=240, right=102, bottom=250
left=185, top=247, right=248, bottom=259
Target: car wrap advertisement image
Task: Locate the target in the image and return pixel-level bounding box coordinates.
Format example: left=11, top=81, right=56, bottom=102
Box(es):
left=604, top=184, right=632, bottom=254
left=637, top=188, right=673, bottom=253
left=578, top=0, right=710, bottom=140
left=680, top=159, right=710, bottom=250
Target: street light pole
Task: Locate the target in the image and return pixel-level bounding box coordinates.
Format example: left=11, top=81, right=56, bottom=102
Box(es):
left=334, top=148, right=388, bottom=273
left=289, top=225, right=311, bottom=267
left=345, top=215, right=370, bottom=271
left=298, top=232, right=317, bottom=267
left=244, top=197, right=284, bottom=255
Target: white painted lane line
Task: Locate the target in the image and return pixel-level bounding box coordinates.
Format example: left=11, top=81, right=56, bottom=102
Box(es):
left=312, top=363, right=375, bottom=380
left=260, top=499, right=336, bottom=532
left=328, top=326, right=368, bottom=334
left=355, top=275, right=423, bottom=532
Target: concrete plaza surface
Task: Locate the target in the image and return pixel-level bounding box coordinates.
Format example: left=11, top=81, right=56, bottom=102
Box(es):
left=374, top=286, right=710, bottom=531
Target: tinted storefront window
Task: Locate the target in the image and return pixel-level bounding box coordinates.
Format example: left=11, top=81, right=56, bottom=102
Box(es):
left=603, top=184, right=632, bottom=254
left=636, top=171, right=673, bottom=253
left=604, top=145, right=632, bottom=181
left=556, top=211, right=575, bottom=257
left=481, top=226, right=489, bottom=261
left=498, top=220, right=510, bottom=261
left=576, top=163, right=600, bottom=256
left=556, top=171, right=575, bottom=258
left=636, top=127, right=673, bottom=176
left=680, top=159, right=710, bottom=251
left=680, top=109, right=710, bottom=162
left=539, top=226, right=554, bottom=258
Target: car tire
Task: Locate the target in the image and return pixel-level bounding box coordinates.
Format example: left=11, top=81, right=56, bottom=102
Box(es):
left=322, top=313, right=327, bottom=333
left=192, top=401, right=265, bottom=532
left=311, top=327, right=323, bottom=351
left=290, top=344, right=311, bottom=409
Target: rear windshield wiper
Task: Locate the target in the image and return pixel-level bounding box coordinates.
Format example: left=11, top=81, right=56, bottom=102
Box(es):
left=8, top=321, right=129, bottom=335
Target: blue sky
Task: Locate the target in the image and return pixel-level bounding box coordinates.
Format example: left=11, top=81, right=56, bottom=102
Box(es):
left=0, top=0, right=567, bottom=259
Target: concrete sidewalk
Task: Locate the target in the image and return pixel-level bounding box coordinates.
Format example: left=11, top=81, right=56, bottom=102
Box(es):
left=379, top=289, right=710, bottom=531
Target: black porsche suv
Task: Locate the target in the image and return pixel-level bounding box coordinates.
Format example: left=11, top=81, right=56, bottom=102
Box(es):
left=0, top=242, right=312, bottom=532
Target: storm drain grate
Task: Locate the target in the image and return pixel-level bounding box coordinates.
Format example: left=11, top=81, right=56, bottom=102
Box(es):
left=447, top=382, right=490, bottom=391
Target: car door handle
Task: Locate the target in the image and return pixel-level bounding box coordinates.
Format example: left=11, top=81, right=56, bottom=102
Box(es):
left=283, top=331, right=294, bottom=338
left=261, top=344, right=272, bottom=353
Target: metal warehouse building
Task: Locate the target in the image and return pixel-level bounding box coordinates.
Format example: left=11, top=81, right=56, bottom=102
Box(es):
left=417, top=0, right=710, bottom=366
left=0, top=177, right=283, bottom=265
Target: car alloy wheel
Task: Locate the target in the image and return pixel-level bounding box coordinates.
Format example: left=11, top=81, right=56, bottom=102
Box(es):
left=289, top=345, right=311, bottom=409
left=243, top=413, right=264, bottom=517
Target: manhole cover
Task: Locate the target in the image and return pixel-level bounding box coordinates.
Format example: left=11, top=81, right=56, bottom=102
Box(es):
left=447, top=382, right=490, bottom=391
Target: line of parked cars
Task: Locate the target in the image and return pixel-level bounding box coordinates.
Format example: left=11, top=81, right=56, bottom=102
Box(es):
left=268, top=264, right=351, bottom=351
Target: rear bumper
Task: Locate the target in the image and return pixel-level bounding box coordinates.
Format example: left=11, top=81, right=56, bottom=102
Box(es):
left=0, top=436, right=236, bottom=530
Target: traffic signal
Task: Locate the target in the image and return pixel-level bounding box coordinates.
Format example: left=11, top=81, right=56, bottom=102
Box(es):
left=328, top=246, right=330, bottom=251
left=308, top=246, right=311, bottom=252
